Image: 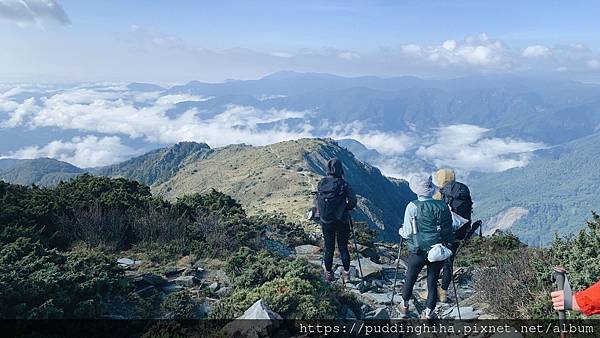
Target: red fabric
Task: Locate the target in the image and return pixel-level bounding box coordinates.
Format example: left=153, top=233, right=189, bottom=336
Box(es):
left=575, top=280, right=600, bottom=316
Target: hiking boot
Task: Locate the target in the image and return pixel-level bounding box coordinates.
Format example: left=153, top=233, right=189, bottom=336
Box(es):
left=398, top=302, right=409, bottom=318
left=324, top=270, right=334, bottom=282
left=420, top=308, right=437, bottom=320
left=438, top=287, right=448, bottom=303
left=342, top=270, right=351, bottom=284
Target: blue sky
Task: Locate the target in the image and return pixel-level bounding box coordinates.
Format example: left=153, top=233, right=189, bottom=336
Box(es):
left=2, top=0, right=600, bottom=82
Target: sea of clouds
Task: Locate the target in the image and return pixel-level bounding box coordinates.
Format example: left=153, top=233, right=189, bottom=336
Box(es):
left=0, top=83, right=545, bottom=177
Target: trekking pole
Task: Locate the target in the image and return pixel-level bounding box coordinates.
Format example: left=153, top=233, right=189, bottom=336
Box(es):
left=451, top=278, right=462, bottom=320
left=553, top=267, right=568, bottom=338
left=349, top=216, right=367, bottom=292
left=390, top=236, right=404, bottom=306
left=447, top=220, right=481, bottom=320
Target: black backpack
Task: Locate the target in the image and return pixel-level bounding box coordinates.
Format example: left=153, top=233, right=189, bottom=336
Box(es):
left=316, top=176, right=348, bottom=224
left=440, top=181, right=473, bottom=221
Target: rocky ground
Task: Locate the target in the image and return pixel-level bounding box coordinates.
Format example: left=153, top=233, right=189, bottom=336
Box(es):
left=116, top=238, right=492, bottom=321
left=293, top=243, right=493, bottom=321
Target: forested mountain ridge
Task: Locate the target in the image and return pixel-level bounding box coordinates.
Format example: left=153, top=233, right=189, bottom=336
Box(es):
left=470, top=131, right=600, bottom=245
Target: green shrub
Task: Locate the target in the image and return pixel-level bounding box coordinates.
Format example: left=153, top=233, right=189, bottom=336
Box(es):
left=473, top=248, right=554, bottom=318
left=161, top=291, right=201, bottom=319
left=211, top=247, right=359, bottom=320
left=456, top=232, right=525, bottom=267
left=474, top=212, right=600, bottom=319
left=0, top=237, right=130, bottom=318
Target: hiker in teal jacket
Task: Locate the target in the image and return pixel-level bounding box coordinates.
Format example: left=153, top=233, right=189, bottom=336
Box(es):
left=399, top=173, right=454, bottom=319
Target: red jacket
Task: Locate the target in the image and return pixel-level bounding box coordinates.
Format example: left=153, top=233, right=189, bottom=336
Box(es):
left=575, top=280, right=600, bottom=316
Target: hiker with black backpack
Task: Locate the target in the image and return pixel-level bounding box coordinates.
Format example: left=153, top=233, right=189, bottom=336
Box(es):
left=315, top=158, right=357, bottom=283
left=398, top=173, right=454, bottom=319
left=432, top=169, right=473, bottom=303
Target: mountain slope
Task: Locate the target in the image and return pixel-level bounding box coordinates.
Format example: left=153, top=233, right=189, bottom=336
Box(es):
left=470, top=132, right=600, bottom=245
left=93, top=142, right=213, bottom=186
left=0, top=158, right=84, bottom=186
left=152, top=139, right=415, bottom=239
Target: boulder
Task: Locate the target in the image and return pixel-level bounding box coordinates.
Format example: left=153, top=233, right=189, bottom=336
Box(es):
left=135, top=285, right=155, bottom=297
left=365, top=307, right=390, bottom=320
left=141, top=273, right=167, bottom=286
left=117, top=257, right=142, bottom=268
left=442, top=305, right=481, bottom=320
left=161, top=284, right=185, bottom=294
left=294, top=244, right=321, bottom=255
left=164, top=267, right=186, bottom=277
left=174, top=276, right=197, bottom=287
left=222, top=299, right=282, bottom=337
left=215, top=286, right=232, bottom=297
left=239, top=299, right=282, bottom=320
left=353, top=291, right=394, bottom=305
left=208, top=282, right=220, bottom=292
left=355, top=244, right=380, bottom=262
left=352, top=258, right=383, bottom=278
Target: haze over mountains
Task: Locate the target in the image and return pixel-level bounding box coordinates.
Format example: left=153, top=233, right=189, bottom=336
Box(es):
left=2, top=71, right=600, bottom=244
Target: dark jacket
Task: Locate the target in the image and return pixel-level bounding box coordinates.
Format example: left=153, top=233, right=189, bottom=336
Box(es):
left=319, top=158, right=357, bottom=223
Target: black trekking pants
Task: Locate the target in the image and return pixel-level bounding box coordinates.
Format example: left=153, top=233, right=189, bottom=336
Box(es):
left=402, top=252, right=444, bottom=311
left=321, top=221, right=351, bottom=272
left=441, top=241, right=460, bottom=290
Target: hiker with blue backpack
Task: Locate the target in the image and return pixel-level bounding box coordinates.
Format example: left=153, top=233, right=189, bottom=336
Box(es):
left=315, top=158, right=357, bottom=283
left=399, top=173, right=454, bottom=319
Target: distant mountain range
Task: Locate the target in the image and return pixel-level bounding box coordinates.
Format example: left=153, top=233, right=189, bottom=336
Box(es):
left=164, top=71, right=600, bottom=145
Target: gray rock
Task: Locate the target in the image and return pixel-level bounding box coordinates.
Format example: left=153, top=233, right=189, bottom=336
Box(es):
left=117, top=257, right=141, bottom=267
left=222, top=299, right=282, bottom=337
left=365, top=307, right=390, bottom=320
left=174, top=275, right=197, bottom=287
left=295, top=244, right=321, bottom=255
left=215, top=286, right=232, bottom=297
left=164, top=267, right=186, bottom=277
left=351, top=258, right=383, bottom=278
left=353, top=291, right=394, bottom=305
left=141, top=273, right=167, bottom=286
left=239, top=299, right=282, bottom=320
left=442, top=305, right=481, bottom=319
left=161, top=283, right=185, bottom=293
left=135, top=285, right=155, bottom=297
left=208, top=282, right=220, bottom=292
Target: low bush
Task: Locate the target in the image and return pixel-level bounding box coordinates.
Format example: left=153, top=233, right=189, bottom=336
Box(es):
left=0, top=237, right=131, bottom=318
left=455, top=232, right=524, bottom=267
left=211, top=247, right=360, bottom=320
left=161, top=291, right=201, bottom=319
left=474, top=213, right=600, bottom=319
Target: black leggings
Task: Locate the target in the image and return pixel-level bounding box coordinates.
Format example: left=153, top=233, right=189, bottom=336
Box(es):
left=402, top=252, right=444, bottom=311
left=441, top=241, right=460, bottom=290
left=321, top=221, right=351, bottom=272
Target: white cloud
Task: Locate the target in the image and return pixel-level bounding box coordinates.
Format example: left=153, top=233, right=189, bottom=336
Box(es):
left=0, top=84, right=550, bottom=174
left=327, top=121, right=414, bottom=156
left=399, top=33, right=509, bottom=68
left=1, top=86, right=314, bottom=149
left=2, top=135, right=136, bottom=167
left=338, top=51, right=360, bottom=60
left=522, top=45, right=550, bottom=58
left=416, top=124, right=545, bottom=173
left=0, top=0, right=70, bottom=27
left=271, top=51, right=293, bottom=58
left=587, top=59, right=600, bottom=70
